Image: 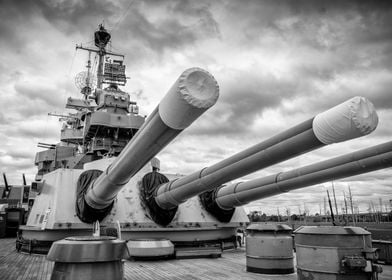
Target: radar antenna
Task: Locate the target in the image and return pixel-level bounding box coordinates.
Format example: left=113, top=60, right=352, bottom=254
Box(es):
left=75, top=71, right=97, bottom=97
left=75, top=50, right=97, bottom=99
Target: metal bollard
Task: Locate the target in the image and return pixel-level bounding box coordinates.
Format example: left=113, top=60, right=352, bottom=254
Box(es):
left=47, top=236, right=129, bottom=280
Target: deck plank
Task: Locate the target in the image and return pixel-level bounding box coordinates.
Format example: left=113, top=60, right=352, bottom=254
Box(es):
left=1, top=238, right=391, bottom=280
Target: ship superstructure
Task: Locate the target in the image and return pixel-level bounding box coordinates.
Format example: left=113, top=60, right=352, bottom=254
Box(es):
left=34, top=24, right=144, bottom=181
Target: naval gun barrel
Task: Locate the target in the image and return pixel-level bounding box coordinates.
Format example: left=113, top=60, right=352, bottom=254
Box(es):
left=79, top=68, right=219, bottom=222
left=215, top=140, right=392, bottom=210
left=155, top=97, right=378, bottom=210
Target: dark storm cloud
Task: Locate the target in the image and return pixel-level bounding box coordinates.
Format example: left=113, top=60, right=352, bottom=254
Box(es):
left=120, top=12, right=197, bottom=53
left=0, top=0, right=219, bottom=60
left=180, top=0, right=392, bottom=138
left=286, top=1, right=392, bottom=42
left=220, top=75, right=293, bottom=128
left=170, top=0, right=221, bottom=38
left=220, top=0, right=392, bottom=105
left=0, top=0, right=117, bottom=37
left=284, top=74, right=392, bottom=119
left=188, top=69, right=299, bottom=136
left=113, top=0, right=221, bottom=60
left=0, top=0, right=37, bottom=47
left=274, top=4, right=391, bottom=102
left=36, top=0, right=117, bottom=33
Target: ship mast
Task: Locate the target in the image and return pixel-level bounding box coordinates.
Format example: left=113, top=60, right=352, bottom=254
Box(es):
left=84, top=51, right=92, bottom=98
left=76, top=24, right=124, bottom=90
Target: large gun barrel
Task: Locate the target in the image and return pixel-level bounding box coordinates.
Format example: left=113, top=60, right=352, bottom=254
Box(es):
left=215, top=141, right=392, bottom=210
left=155, top=97, right=378, bottom=210
left=77, top=68, right=219, bottom=222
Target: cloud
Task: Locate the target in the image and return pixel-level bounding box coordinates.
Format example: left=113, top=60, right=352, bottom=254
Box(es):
left=15, top=83, right=63, bottom=106
left=0, top=0, right=391, bottom=215
left=185, top=68, right=301, bottom=136
left=0, top=0, right=117, bottom=37
left=108, top=0, right=221, bottom=66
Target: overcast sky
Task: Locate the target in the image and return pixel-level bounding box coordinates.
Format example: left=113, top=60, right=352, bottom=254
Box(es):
left=0, top=0, right=391, bottom=215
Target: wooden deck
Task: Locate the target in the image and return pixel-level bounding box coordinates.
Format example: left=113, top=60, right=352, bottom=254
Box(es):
left=1, top=238, right=391, bottom=280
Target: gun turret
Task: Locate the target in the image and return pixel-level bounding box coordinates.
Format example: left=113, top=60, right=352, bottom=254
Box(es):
left=147, top=97, right=378, bottom=224
left=213, top=140, right=392, bottom=219
left=76, top=68, right=219, bottom=223
left=19, top=24, right=392, bottom=255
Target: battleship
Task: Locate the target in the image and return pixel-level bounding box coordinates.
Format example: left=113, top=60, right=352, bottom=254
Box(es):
left=1, top=24, right=392, bottom=279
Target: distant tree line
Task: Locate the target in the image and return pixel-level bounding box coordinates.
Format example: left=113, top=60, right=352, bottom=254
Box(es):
left=247, top=210, right=392, bottom=224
